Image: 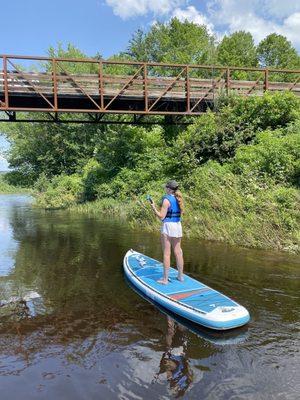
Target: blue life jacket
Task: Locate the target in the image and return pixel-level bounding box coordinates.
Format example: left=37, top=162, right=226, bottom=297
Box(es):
left=162, top=194, right=181, bottom=222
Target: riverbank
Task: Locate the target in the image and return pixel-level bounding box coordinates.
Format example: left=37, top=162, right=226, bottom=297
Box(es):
left=71, top=182, right=300, bottom=254
left=0, top=175, right=31, bottom=195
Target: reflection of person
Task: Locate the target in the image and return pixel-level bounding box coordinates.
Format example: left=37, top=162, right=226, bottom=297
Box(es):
left=149, top=180, right=184, bottom=284
left=154, top=316, right=193, bottom=397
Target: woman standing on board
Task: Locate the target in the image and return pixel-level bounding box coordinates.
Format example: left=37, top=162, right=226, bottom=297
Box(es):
left=149, top=180, right=184, bottom=284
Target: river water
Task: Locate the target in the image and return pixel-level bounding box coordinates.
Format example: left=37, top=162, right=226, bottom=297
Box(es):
left=0, top=194, right=299, bottom=400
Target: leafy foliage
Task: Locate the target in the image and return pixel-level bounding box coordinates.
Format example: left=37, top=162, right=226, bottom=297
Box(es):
left=127, top=18, right=216, bottom=65
left=257, top=33, right=300, bottom=69
left=217, top=31, right=258, bottom=68
left=35, top=174, right=83, bottom=209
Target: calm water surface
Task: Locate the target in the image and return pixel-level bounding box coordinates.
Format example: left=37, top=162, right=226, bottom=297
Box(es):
left=0, top=194, right=299, bottom=400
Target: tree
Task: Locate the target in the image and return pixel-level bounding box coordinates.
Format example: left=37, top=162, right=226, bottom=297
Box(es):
left=46, top=43, right=100, bottom=74
left=217, top=31, right=258, bottom=67
left=257, top=33, right=299, bottom=69
left=127, top=18, right=216, bottom=65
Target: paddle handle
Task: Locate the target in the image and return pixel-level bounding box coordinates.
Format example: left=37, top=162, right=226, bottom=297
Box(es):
left=146, top=195, right=153, bottom=204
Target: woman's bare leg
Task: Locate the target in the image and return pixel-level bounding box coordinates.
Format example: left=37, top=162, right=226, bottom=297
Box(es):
left=158, top=234, right=171, bottom=284
left=172, top=237, right=184, bottom=281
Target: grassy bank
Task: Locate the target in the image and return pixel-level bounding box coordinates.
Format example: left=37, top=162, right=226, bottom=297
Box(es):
left=0, top=174, right=31, bottom=195
left=71, top=167, right=300, bottom=254
left=6, top=92, right=300, bottom=254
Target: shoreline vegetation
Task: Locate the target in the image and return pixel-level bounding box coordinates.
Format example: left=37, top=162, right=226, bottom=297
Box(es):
left=0, top=174, right=31, bottom=195
left=1, top=24, right=299, bottom=254
left=3, top=92, right=300, bottom=255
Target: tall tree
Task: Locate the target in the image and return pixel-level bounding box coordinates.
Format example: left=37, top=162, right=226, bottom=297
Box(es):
left=257, top=33, right=299, bottom=69
left=127, top=18, right=216, bottom=65
left=217, top=31, right=258, bottom=67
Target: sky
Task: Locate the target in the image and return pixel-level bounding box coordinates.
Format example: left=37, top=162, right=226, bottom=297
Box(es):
left=0, top=137, right=10, bottom=171
left=1, top=0, right=300, bottom=170
left=1, top=0, right=300, bottom=59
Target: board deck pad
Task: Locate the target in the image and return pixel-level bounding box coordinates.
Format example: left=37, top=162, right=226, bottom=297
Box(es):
left=124, top=250, right=250, bottom=330
left=128, top=252, right=238, bottom=313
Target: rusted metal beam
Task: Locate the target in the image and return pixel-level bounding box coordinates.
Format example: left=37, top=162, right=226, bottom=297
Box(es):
left=288, top=75, right=300, bottom=91
left=7, top=58, right=54, bottom=109
left=2, top=107, right=204, bottom=115
left=0, top=54, right=299, bottom=119
left=264, top=69, right=269, bottom=91
left=56, top=62, right=102, bottom=110
left=148, top=68, right=186, bottom=112
left=3, top=56, right=9, bottom=108
left=99, top=61, right=104, bottom=109
left=144, top=64, right=148, bottom=112
left=1, top=54, right=299, bottom=73
left=52, top=59, right=58, bottom=110
left=186, top=66, right=190, bottom=113
left=104, top=65, right=144, bottom=110
left=190, top=71, right=225, bottom=113
left=0, top=114, right=191, bottom=125
left=226, top=68, right=230, bottom=96
left=246, top=76, right=263, bottom=94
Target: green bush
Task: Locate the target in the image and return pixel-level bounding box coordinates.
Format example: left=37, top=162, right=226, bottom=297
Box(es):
left=231, top=127, right=300, bottom=186
left=174, top=92, right=300, bottom=174
left=35, top=174, right=84, bottom=209
left=81, top=159, right=106, bottom=201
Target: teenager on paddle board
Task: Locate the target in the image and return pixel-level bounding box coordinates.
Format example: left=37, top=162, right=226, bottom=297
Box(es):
left=149, top=180, right=184, bottom=284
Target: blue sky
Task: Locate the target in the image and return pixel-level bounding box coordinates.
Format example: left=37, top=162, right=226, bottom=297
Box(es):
left=0, top=137, right=9, bottom=171
left=1, top=0, right=300, bottom=59
left=1, top=0, right=300, bottom=170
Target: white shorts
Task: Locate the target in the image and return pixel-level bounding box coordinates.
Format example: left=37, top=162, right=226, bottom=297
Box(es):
left=161, top=221, right=183, bottom=238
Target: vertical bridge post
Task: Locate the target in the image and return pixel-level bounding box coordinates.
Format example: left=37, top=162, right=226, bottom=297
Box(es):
left=144, top=63, right=148, bottom=113
left=52, top=58, right=58, bottom=111
left=226, top=68, right=230, bottom=96
left=3, top=56, right=9, bottom=108
left=186, top=65, right=190, bottom=113
left=264, top=68, right=269, bottom=92
left=99, top=61, right=104, bottom=110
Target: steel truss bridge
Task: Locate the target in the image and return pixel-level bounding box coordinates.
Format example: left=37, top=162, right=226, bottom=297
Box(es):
left=0, top=54, right=299, bottom=124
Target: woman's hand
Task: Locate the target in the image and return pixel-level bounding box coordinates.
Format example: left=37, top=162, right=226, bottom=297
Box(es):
left=150, top=199, right=169, bottom=220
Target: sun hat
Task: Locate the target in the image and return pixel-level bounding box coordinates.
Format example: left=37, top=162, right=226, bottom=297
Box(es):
left=165, top=180, right=179, bottom=190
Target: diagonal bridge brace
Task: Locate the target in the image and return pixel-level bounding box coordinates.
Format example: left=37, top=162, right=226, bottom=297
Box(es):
left=104, top=65, right=144, bottom=110
left=7, top=59, right=55, bottom=109
left=148, top=68, right=186, bottom=112
left=190, top=70, right=226, bottom=112
left=247, top=76, right=263, bottom=94
left=56, top=62, right=102, bottom=111
left=288, top=75, right=300, bottom=90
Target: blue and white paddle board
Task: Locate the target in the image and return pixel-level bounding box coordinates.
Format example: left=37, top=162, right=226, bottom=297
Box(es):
left=123, top=250, right=250, bottom=330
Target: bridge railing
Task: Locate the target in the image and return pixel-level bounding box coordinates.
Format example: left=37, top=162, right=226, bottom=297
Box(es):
left=0, top=54, right=299, bottom=116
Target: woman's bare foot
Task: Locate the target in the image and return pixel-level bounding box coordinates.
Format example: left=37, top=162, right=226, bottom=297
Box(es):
left=157, top=278, right=168, bottom=285
left=176, top=275, right=184, bottom=282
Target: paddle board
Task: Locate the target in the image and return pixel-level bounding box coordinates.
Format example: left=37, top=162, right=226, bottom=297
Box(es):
left=123, top=249, right=250, bottom=330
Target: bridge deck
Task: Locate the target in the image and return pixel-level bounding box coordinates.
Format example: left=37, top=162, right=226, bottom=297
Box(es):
left=0, top=55, right=299, bottom=118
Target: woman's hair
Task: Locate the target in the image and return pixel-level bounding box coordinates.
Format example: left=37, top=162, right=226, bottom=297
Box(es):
left=174, top=189, right=184, bottom=214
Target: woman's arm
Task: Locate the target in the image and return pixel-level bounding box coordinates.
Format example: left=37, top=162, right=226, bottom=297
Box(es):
left=150, top=198, right=170, bottom=220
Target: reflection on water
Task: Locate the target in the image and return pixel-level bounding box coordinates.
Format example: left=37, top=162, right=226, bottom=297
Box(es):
left=0, top=194, right=299, bottom=399
left=154, top=317, right=193, bottom=397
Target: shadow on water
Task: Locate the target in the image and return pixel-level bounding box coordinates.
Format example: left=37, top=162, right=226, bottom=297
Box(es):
left=0, top=194, right=299, bottom=399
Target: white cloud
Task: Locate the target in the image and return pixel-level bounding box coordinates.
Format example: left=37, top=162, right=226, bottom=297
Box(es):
left=208, top=0, right=300, bottom=48
left=172, top=6, right=214, bottom=34
left=262, top=1, right=300, bottom=19
left=105, top=0, right=186, bottom=19
left=104, top=0, right=300, bottom=50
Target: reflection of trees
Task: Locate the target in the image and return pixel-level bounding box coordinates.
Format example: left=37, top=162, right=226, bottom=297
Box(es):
left=2, top=204, right=171, bottom=376
left=8, top=206, right=140, bottom=314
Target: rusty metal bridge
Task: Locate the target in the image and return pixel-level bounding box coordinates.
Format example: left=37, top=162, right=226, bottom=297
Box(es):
left=0, top=54, right=299, bottom=124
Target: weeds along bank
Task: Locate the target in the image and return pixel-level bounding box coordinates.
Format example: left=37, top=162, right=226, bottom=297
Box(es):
left=0, top=174, right=30, bottom=195
left=3, top=92, right=300, bottom=253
